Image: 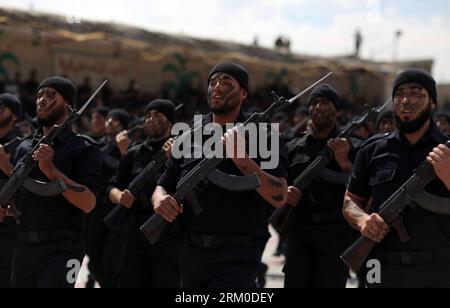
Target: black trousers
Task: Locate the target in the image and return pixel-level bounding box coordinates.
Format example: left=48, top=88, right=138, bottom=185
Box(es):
left=284, top=224, right=351, bottom=288
left=99, top=226, right=129, bottom=288
left=86, top=201, right=129, bottom=288
left=179, top=243, right=262, bottom=288
left=119, top=229, right=182, bottom=288
left=86, top=202, right=109, bottom=282
left=11, top=239, right=84, bottom=288
left=0, top=229, right=17, bottom=288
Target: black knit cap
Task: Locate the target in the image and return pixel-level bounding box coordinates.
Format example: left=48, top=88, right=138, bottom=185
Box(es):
left=93, top=106, right=111, bottom=118
left=0, top=93, right=23, bottom=119
left=376, top=109, right=395, bottom=128
left=392, top=68, right=437, bottom=104
left=308, top=84, right=340, bottom=110
left=208, top=62, right=249, bottom=92
left=107, top=109, right=131, bottom=130
left=434, top=111, right=450, bottom=123
left=38, top=76, right=76, bottom=106
left=145, top=99, right=176, bottom=124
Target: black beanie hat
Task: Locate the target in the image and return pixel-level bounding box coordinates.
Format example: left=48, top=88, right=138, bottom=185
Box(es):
left=38, top=76, right=76, bottom=106
left=93, top=106, right=111, bottom=118
left=376, top=109, right=395, bottom=128
left=392, top=68, right=437, bottom=104
left=434, top=111, right=450, bottom=123
left=0, top=93, right=23, bottom=119
left=208, top=62, right=249, bottom=92
left=107, top=109, right=131, bottom=130
left=145, top=99, right=176, bottom=124
left=308, top=84, right=340, bottom=110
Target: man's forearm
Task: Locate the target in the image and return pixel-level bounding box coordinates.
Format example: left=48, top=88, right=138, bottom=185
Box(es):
left=343, top=193, right=370, bottom=231
left=232, top=155, right=288, bottom=208
left=338, top=159, right=353, bottom=173
left=46, top=167, right=96, bottom=214
left=0, top=162, right=13, bottom=177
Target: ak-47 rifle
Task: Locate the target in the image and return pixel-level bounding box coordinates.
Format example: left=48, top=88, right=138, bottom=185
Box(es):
left=269, top=99, right=392, bottom=233
left=103, top=150, right=167, bottom=229
left=140, top=73, right=333, bottom=245
left=341, top=140, right=450, bottom=272
left=0, top=80, right=108, bottom=217
left=103, top=103, right=187, bottom=229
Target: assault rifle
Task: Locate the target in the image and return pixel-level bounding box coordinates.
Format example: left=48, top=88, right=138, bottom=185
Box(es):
left=269, top=99, right=392, bottom=233
left=140, top=73, right=333, bottom=245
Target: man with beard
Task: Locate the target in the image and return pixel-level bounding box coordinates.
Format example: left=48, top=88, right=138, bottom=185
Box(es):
left=283, top=85, right=354, bottom=288
left=152, top=62, right=289, bottom=288
left=343, top=68, right=450, bottom=288
left=86, top=108, right=130, bottom=288
left=108, top=99, right=182, bottom=288
left=0, top=93, right=22, bottom=288
left=6, top=76, right=102, bottom=288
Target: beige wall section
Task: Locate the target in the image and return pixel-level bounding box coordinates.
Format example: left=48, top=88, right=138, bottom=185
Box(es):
left=0, top=12, right=434, bottom=107
left=438, top=85, right=450, bottom=105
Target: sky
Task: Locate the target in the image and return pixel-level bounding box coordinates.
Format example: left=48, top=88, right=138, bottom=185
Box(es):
left=1, top=0, right=450, bottom=83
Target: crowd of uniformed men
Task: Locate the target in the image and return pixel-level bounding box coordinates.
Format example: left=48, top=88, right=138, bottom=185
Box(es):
left=1, top=61, right=450, bottom=288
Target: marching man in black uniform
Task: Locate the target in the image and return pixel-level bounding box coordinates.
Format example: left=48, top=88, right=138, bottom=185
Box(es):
left=109, top=99, right=182, bottom=288
left=344, top=69, right=450, bottom=288
left=283, top=85, right=354, bottom=288
left=0, top=93, right=23, bottom=288
left=152, top=62, right=289, bottom=288
left=86, top=108, right=130, bottom=288
left=5, top=77, right=102, bottom=288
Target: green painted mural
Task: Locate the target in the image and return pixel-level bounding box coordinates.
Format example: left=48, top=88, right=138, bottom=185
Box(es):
left=0, top=52, right=20, bottom=82
left=162, top=53, right=201, bottom=96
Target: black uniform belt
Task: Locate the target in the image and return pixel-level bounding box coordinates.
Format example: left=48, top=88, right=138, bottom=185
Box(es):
left=375, top=247, right=450, bottom=266
left=187, top=233, right=256, bottom=249
left=18, top=229, right=78, bottom=244
left=296, top=211, right=344, bottom=224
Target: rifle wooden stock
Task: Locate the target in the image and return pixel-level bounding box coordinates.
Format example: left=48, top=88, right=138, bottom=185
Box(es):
left=269, top=204, right=294, bottom=233
left=103, top=203, right=128, bottom=229
left=140, top=211, right=168, bottom=245
left=340, top=236, right=376, bottom=272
